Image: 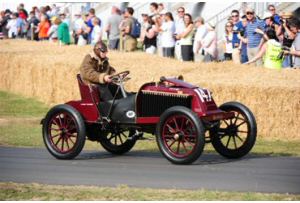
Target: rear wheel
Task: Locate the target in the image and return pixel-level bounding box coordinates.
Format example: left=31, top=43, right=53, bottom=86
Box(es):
left=42, top=104, right=86, bottom=159
left=210, top=102, right=257, bottom=158
left=156, top=106, right=205, bottom=164
left=99, top=129, right=136, bottom=155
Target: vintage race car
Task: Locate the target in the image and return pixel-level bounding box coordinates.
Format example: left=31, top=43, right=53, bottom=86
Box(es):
left=41, top=71, right=257, bottom=164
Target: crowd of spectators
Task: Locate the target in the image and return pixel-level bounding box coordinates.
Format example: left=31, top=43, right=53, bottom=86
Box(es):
left=0, top=3, right=300, bottom=69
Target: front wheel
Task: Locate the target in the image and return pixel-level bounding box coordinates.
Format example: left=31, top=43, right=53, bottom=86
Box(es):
left=156, top=106, right=205, bottom=164
left=42, top=104, right=86, bottom=159
left=210, top=101, right=257, bottom=158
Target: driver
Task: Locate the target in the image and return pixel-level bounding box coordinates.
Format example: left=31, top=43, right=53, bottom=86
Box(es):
left=80, top=41, right=117, bottom=101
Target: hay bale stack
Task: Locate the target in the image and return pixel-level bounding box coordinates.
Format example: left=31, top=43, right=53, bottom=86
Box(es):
left=0, top=40, right=299, bottom=140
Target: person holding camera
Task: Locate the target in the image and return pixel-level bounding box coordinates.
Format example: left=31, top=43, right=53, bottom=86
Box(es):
left=244, top=28, right=283, bottom=70
left=283, top=18, right=300, bottom=68
left=80, top=41, right=117, bottom=101
left=277, top=12, right=296, bottom=68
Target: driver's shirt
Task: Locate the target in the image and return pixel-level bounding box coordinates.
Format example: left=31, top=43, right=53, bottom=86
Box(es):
left=80, top=52, right=115, bottom=85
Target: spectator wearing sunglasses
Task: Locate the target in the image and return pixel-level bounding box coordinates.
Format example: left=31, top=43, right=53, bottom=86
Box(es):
left=231, top=10, right=244, bottom=64
left=240, top=7, right=265, bottom=66
left=174, top=7, right=185, bottom=60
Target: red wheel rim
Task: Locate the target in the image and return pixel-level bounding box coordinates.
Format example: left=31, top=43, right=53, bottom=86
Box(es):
left=48, top=112, right=78, bottom=153
left=162, top=115, right=197, bottom=158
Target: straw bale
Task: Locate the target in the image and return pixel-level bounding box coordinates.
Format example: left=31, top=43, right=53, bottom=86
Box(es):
left=0, top=40, right=299, bottom=140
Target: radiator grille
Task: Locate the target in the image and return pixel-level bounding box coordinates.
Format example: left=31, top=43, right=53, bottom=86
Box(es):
left=139, top=90, right=192, bottom=117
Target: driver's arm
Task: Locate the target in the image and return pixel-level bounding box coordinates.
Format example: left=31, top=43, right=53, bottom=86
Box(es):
left=80, top=55, right=109, bottom=84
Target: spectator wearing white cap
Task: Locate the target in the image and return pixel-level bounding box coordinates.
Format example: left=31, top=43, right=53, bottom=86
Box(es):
left=240, top=7, right=265, bottom=66
left=201, top=22, right=218, bottom=62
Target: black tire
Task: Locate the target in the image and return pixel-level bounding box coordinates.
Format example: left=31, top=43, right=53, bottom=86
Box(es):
left=210, top=101, right=257, bottom=158
left=156, top=106, right=205, bottom=164
left=42, top=104, right=86, bottom=159
left=99, top=129, right=136, bottom=155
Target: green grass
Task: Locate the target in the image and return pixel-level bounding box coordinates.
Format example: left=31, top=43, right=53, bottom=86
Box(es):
left=0, top=91, right=48, bottom=117
left=0, top=182, right=299, bottom=201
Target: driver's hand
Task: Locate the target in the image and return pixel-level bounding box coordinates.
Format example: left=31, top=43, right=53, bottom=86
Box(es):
left=104, top=75, right=112, bottom=83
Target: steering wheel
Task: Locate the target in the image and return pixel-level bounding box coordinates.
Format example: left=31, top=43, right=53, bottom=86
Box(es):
left=110, top=71, right=130, bottom=84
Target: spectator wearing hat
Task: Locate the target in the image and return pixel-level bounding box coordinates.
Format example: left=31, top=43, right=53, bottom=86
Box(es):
left=174, top=6, right=185, bottom=60
left=201, top=22, right=218, bottom=62
left=283, top=18, right=300, bottom=68
left=193, top=17, right=207, bottom=62
left=230, top=10, right=244, bottom=64
left=105, top=6, right=122, bottom=50
left=268, top=4, right=281, bottom=25
left=47, top=16, right=59, bottom=42
left=240, top=7, right=265, bottom=66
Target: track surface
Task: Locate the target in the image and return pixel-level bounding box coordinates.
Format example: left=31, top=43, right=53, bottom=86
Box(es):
left=1, top=147, right=300, bottom=194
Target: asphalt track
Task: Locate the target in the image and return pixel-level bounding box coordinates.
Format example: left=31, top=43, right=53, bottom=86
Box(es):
left=1, top=146, right=300, bottom=194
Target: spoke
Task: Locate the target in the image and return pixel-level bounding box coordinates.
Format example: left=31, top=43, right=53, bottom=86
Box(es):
left=118, top=134, right=124, bottom=144
left=236, top=121, right=247, bottom=128
left=55, top=136, right=62, bottom=146
left=108, top=133, right=115, bottom=141
left=184, top=138, right=195, bottom=146
left=168, top=139, right=176, bottom=148
left=223, top=119, right=230, bottom=127
left=65, top=137, right=70, bottom=149
left=166, top=124, right=176, bottom=133
left=233, top=113, right=240, bottom=125
left=225, top=135, right=231, bottom=148
left=173, top=117, right=180, bottom=131
left=114, top=135, right=117, bottom=145
left=50, top=128, right=60, bottom=131
left=180, top=117, right=185, bottom=131
left=233, top=135, right=238, bottom=149
left=51, top=133, right=61, bottom=139
left=236, top=134, right=244, bottom=143
left=121, top=132, right=128, bottom=139
left=182, top=141, right=188, bottom=153
left=66, top=132, right=77, bottom=138
left=176, top=141, right=181, bottom=154
left=61, top=137, right=65, bottom=151
left=57, top=115, right=63, bottom=128
left=52, top=119, right=59, bottom=127
left=68, top=137, right=75, bottom=144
